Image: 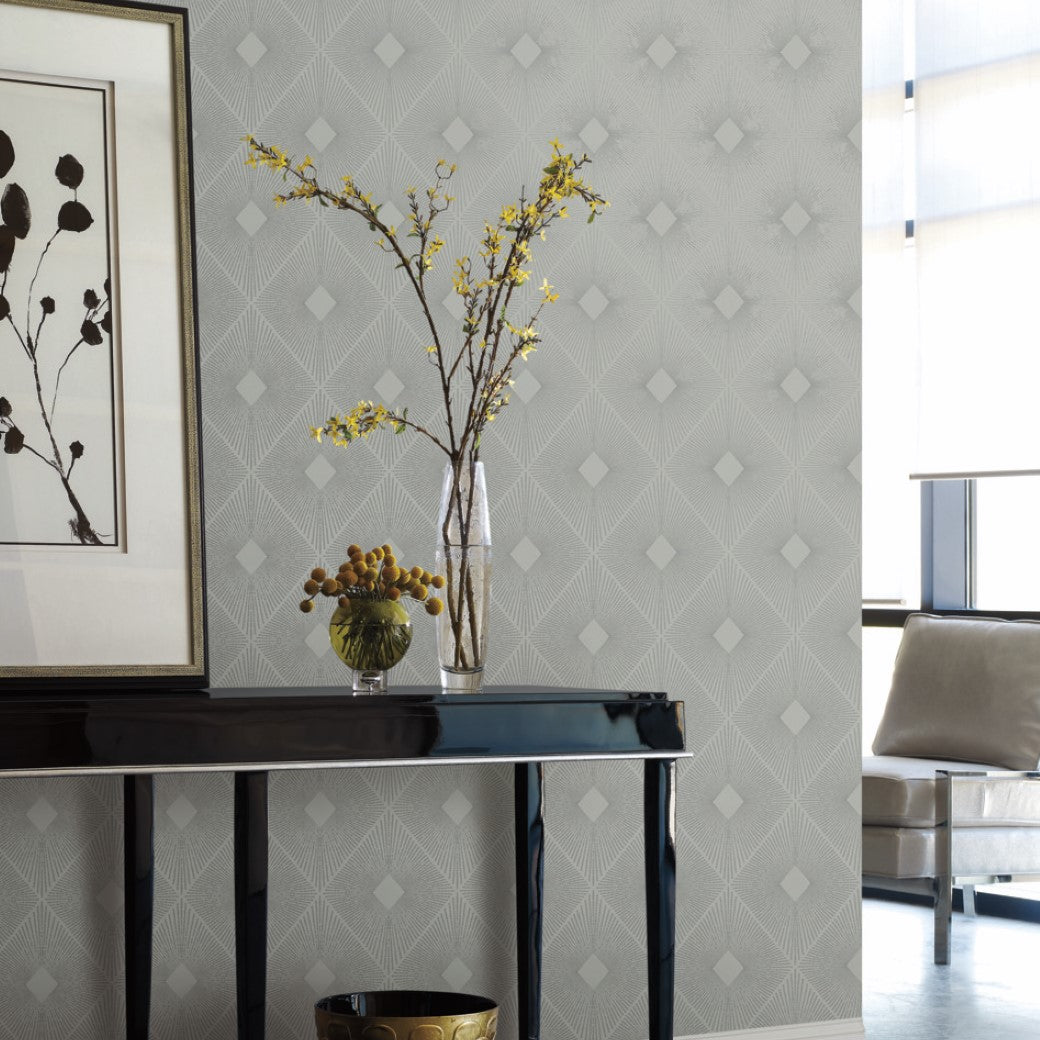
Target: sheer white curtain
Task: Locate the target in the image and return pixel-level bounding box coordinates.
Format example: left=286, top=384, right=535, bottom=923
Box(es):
left=913, top=1, right=1040, bottom=477
left=862, top=0, right=918, bottom=603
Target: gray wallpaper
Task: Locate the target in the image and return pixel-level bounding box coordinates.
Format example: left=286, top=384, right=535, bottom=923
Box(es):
left=0, top=0, right=862, bottom=1037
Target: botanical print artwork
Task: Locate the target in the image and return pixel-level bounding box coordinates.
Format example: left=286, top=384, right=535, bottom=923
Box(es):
left=0, top=74, right=118, bottom=547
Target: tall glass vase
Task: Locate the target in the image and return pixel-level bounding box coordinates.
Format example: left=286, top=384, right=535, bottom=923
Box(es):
left=435, top=459, right=491, bottom=692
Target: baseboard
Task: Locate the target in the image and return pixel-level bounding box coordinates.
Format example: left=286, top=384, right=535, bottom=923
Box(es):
left=676, top=1018, right=865, bottom=1040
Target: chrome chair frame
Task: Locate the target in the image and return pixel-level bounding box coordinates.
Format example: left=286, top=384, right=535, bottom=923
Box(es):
left=932, top=769, right=1040, bottom=964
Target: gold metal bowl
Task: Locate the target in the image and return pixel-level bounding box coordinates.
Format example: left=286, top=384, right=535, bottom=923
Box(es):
left=314, top=991, right=498, bottom=1040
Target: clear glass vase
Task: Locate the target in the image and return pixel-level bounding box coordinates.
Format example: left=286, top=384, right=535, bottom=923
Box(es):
left=435, top=459, right=491, bottom=692
left=329, top=598, right=412, bottom=695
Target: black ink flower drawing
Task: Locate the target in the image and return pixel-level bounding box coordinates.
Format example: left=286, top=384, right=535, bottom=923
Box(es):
left=0, top=121, right=114, bottom=546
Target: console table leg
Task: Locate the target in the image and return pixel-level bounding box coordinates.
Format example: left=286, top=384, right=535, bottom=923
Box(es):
left=235, top=771, right=269, bottom=1040
left=645, top=758, right=677, bottom=1040
left=515, top=761, right=545, bottom=1040
left=124, top=774, right=154, bottom=1040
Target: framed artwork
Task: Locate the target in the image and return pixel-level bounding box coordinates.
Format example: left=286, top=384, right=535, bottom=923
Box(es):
left=0, top=0, right=206, bottom=686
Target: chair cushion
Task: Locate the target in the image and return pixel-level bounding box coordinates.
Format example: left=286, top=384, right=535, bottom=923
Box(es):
left=862, top=755, right=1040, bottom=827
left=871, top=613, right=1040, bottom=771
left=863, top=824, right=1040, bottom=879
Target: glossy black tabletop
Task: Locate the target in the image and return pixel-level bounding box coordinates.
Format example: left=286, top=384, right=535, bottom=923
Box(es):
left=0, top=685, right=688, bottom=776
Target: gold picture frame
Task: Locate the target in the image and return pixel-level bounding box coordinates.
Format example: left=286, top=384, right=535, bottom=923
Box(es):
left=0, top=0, right=206, bottom=686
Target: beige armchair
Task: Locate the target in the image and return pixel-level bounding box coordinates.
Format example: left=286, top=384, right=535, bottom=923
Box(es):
left=862, top=613, right=1040, bottom=963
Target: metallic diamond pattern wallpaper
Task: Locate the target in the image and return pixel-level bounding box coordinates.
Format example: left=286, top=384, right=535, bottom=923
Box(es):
left=0, top=0, right=861, bottom=1037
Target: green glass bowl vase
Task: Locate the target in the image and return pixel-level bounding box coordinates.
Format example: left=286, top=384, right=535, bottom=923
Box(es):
left=329, top=598, right=412, bottom=694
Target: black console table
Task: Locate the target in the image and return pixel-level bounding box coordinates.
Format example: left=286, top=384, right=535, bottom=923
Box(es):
left=0, top=686, right=689, bottom=1040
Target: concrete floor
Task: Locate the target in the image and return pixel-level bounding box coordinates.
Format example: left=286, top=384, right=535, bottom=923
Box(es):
left=863, top=895, right=1040, bottom=1039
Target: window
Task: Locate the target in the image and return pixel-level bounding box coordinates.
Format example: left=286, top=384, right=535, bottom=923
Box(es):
left=863, top=1, right=1040, bottom=748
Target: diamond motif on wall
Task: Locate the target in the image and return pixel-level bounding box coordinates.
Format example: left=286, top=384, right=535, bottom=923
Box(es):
left=510, top=536, right=541, bottom=572
left=848, top=287, right=862, bottom=315
left=305, top=961, right=336, bottom=994
left=305, top=792, right=335, bottom=827
left=305, top=625, right=331, bottom=657
left=714, top=452, right=744, bottom=486
left=714, top=285, right=744, bottom=319
left=374, top=369, right=404, bottom=403
left=847, top=453, right=862, bottom=483
left=848, top=120, right=863, bottom=151
left=374, top=32, right=405, bottom=69
left=305, top=286, right=337, bottom=321
left=780, top=201, right=811, bottom=237
left=443, top=958, right=473, bottom=990
left=442, top=291, right=466, bottom=321
left=442, top=788, right=473, bottom=824
left=513, top=368, right=541, bottom=403
left=713, top=784, right=744, bottom=819
left=847, top=951, right=862, bottom=980
left=713, top=618, right=744, bottom=653
left=378, top=201, right=405, bottom=231
left=166, top=964, right=197, bottom=999
left=578, top=786, right=609, bottom=821
left=442, top=117, right=473, bottom=153
left=166, top=795, right=197, bottom=830
left=374, top=874, right=405, bottom=909
left=781, top=866, right=810, bottom=901
left=578, top=452, right=609, bottom=487
left=578, top=954, right=609, bottom=989
left=646, top=201, right=677, bottom=237
left=306, top=117, right=337, bottom=152
left=579, top=117, right=609, bottom=152
left=781, top=34, right=812, bottom=69
left=714, top=118, right=745, bottom=153
left=578, top=619, right=609, bottom=655
left=848, top=783, right=862, bottom=813
left=780, top=534, right=810, bottom=569
left=236, top=201, right=267, bottom=238
left=305, top=455, right=336, bottom=490
left=27, top=798, right=57, bottom=832
left=96, top=882, right=123, bottom=917
left=646, top=34, right=677, bottom=69
left=646, top=534, right=676, bottom=570
left=780, top=367, right=811, bottom=402
left=780, top=700, right=811, bottom=735
left=714, top=951, right=744, bottom=986
left=236, top=32, right=267, bottom=67
left=236, top=539, right=267, bottom=575
left=847, top=624, right=862, bottom=647
left=26, top=967, right=57, bottom=1002
left=578, top=285, right=608, bottom=320
left=646, top=368, right=676, bottom=403
left=236, top=369, right=267, bottom=405
left=511, top=33, right=542, bottom=69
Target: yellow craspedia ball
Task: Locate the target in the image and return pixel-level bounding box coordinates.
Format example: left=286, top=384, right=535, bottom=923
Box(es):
left=410, top=566, right=423, bottom=580
left=372, top=547, right=384, bottom=561
left=421, top=570, right=433, bottom=585
left=383, top=565, right=400, bottom=582
left=365, top=552, right=376, bottom=565
left=382, top=543, right=393, bottom=557
left=321, top=578, right=339, bottom=595
left=338, top=596, right=350, bottom=609
left=387, top=586, right=401, bottom=601
left=340, top=569, right=358, bottom=585
left=430, top=574, right=445, bottom=589
left=299, top=599, right=315, bottom=613
left=411, top=584, right=428, bottom=601
left=346, top=544, right=362, bottom=557
left=303, top=578, right=320, bottom=595
left=310, top=567, right=326, bottom=581
left=425, top=597, right=444, bottom=616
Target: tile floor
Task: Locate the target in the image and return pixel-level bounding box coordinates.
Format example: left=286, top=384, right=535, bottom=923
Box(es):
left=863, top=895, right=1040, bottom=1039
